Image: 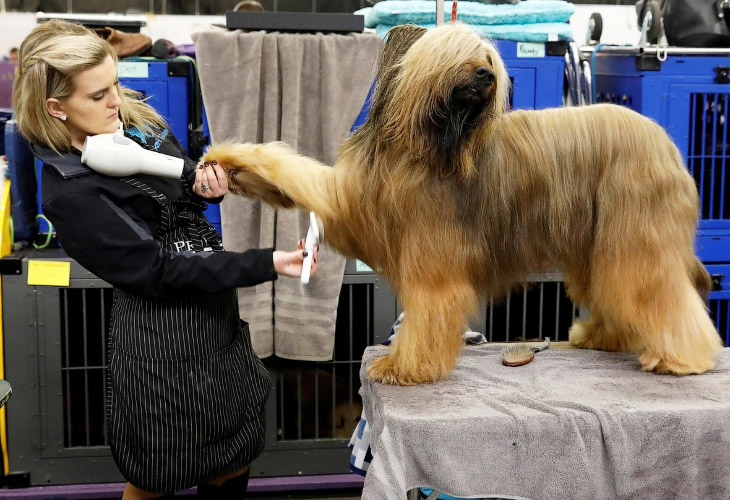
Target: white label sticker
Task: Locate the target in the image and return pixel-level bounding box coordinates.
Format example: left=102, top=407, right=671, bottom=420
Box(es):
left=516, top=42, right=545, bottom=58
left=118, top=62, right=148, bottom=78
left=356, top=260, right=373, bottom=272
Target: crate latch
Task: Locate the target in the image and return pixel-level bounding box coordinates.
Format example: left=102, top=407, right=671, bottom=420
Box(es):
left=711, top=274, right=725, bottom=292
left=714, top=67, right=730, bottom=84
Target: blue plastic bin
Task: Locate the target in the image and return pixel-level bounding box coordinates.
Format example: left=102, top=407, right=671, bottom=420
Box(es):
left=496, top=40, right=565, bottom=110
left=119, top=59, right=191, bottom=151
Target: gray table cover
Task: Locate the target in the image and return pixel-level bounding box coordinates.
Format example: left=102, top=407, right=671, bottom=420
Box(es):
left=360, top=344, right=730, bottom=500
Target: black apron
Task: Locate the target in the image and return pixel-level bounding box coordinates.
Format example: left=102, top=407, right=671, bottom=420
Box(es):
left=107, top=177, right=271, bottom=493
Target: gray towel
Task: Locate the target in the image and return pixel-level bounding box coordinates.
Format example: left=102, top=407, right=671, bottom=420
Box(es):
left=360, top=345, right=730, bottom=500
left=193, top=27, right=382, bottom=360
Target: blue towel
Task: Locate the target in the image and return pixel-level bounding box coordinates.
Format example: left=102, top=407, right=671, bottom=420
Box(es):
left=375, top=21, right=573, bottom=41
left=358, top=0, right=575, bottom=28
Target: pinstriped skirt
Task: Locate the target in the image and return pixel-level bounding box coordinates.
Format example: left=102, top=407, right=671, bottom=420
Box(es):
left=107, top=288, right=271, bottom=493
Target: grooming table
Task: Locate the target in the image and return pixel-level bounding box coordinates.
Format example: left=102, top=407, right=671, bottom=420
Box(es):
left=359, top=344, right=730, bottom=500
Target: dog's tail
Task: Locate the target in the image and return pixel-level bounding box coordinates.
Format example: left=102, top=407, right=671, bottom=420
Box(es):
left=691, top=256, right=713, bottom=302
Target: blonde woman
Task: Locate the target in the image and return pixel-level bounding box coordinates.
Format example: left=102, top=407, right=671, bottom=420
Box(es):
left=13, top=19, right=317, bottom=499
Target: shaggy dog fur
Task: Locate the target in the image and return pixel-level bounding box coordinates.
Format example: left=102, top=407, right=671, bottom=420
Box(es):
left=201, top=23, right=722, bottom=385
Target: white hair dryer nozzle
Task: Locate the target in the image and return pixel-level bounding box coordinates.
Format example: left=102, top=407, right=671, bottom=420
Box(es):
left=81, top=133, right=184, bottom=179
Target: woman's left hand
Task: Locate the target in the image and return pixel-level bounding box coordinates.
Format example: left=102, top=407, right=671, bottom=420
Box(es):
left=194, top=160, right=229, bottom=198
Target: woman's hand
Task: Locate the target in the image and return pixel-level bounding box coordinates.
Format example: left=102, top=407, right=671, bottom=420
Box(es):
left=273, top=239, right=319, bottom=278
left=193, top=160, right=229, bottom=198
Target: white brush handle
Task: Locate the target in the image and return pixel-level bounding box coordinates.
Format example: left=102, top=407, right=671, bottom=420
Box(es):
left=300, top=211, right=319, bottom=285
left=530, top=337, right=551, bottom=353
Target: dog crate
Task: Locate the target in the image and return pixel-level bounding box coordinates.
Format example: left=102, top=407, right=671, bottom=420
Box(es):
left=592, top=47, right=730, bottom=263
left=495, top=40, right=566, bottom=111
left=0, top=251, right=397, bottom=485
left=475, top=268, right=728, bottom=346
left=707, top=264, right=730, bottom=347
left=472, top=270, right=582, bottom=343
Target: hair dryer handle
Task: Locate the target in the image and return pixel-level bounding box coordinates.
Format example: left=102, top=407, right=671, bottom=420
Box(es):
left=301, top=211, right=319, bottom=285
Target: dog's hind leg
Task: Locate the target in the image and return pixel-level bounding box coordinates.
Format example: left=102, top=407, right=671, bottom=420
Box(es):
left=636, top=276, right=721, bottom=375
left=564, top=267, right=643, bottom=350
left=563, top=269, right=590, bottom=306
left=588, top=253, right=721, bottom=375
left=569, top=314, right=643, bottom=352
left=564, top=268, right=642, bottom=351
left=366, top=281, right=478, bottom=385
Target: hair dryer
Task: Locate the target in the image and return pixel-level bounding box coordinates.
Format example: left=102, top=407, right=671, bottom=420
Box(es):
left=81, top=133, right=184, bottom=179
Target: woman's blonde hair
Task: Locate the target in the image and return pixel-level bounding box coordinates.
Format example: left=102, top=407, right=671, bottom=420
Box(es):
left=12, top=19, right=167, bottom=153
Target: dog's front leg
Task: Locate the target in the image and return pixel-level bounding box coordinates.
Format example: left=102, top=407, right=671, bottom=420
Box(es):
left=366, top=281, right=478, bottom=385
left=200, top=142, right=339, bottom=220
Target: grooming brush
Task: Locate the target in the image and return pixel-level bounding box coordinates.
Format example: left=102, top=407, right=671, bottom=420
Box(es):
left=501, top=337, right=551, bottom=367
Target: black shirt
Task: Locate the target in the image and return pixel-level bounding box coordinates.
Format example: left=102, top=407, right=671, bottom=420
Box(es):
left=32, top=130, right=277, bottom=299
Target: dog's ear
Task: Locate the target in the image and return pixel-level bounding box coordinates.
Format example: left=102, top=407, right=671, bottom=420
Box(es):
left=343, top=25, right=428, bottom=165
left=380, top=24, right=427, bottom=73
left=370, top=24, right=428, bottom=120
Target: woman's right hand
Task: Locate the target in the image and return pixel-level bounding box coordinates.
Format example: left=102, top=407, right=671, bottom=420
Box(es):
left=272, top=239, right=319, bottom=278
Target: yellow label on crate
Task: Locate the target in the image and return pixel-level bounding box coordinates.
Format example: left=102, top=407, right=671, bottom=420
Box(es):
left=27, top=260, right=71, bottom=287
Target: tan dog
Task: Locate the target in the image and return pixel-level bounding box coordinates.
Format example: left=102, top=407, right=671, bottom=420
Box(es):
left=201, top=23, right=722, bottom=385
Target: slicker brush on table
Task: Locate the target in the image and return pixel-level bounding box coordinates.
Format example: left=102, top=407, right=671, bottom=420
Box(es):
left=502, top=338, right=551, bottom=366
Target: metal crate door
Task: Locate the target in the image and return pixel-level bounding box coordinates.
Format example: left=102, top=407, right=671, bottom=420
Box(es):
left=3, top=260, right=122, bottom=486
left=252, top=268, right=399, bottom=477
left=473, top=272, right=582, bottom=343
left=666, top=84, right=730, bottom=262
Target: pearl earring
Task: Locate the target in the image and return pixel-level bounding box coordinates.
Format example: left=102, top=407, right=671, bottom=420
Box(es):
left=60, top=114, right=67, bottom=121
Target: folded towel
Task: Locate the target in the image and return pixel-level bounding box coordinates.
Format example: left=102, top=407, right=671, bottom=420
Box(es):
left=375, top=21, right=573, bottom=41
left=359, top=345, right=730, bottom=499
left=359, top=0, right=575, bottom=28
left=193, top=26, right=382, bottom=360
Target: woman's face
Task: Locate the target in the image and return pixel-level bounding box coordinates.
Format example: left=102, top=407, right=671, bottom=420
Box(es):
left=53, top=55, right=122, bottom=149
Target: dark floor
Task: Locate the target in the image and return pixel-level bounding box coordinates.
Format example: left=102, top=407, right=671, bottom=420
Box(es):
left=248, top=489, right=362, bottom=499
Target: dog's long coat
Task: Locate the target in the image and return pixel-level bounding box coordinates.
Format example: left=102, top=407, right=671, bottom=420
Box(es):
left=202, top=24, right=722, bottom=385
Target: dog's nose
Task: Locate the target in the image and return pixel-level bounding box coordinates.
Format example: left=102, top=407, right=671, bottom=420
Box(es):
left=475, top=66, right=495, bottom=83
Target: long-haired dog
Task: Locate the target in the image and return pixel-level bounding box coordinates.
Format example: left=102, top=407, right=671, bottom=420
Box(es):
left=201, top=23, right=722, bottom=385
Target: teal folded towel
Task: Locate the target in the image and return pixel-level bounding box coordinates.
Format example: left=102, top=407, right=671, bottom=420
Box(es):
left=375, top=22, right=574, bottom=42
left=358, top=0, right=575, bottom=28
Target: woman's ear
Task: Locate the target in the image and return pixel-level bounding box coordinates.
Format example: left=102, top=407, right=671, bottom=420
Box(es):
left=46, top=98, right=67, bottom=121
